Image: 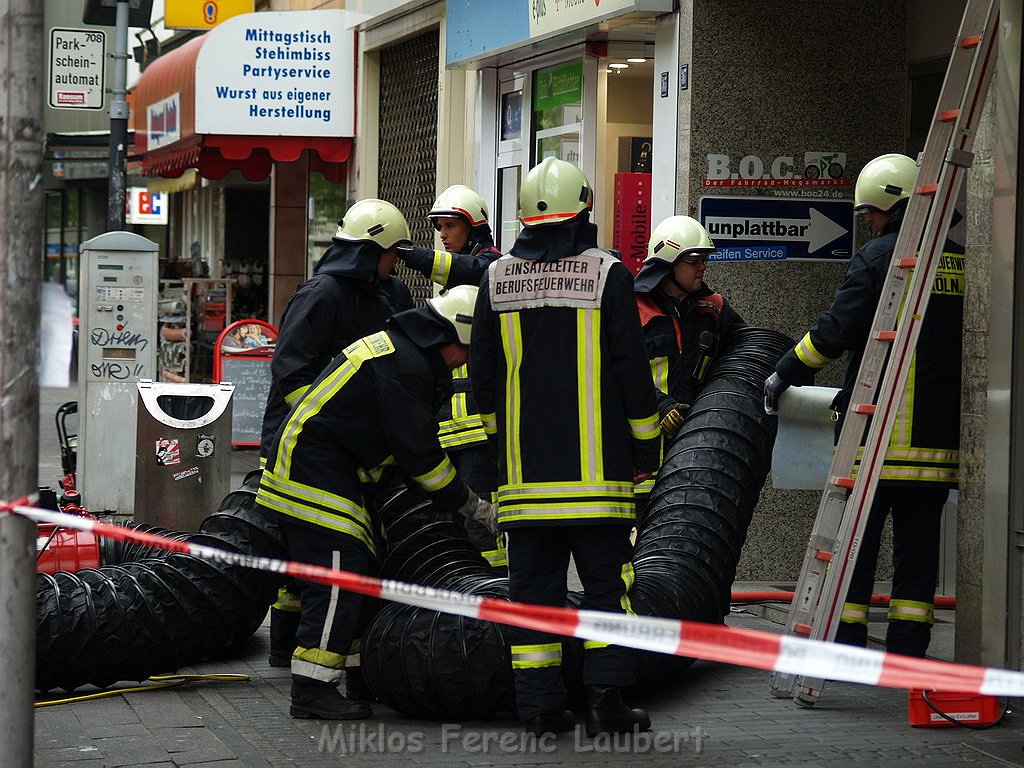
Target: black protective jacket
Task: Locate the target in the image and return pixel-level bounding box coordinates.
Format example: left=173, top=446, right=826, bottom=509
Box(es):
left=258, top=323, right=470, bottom=554
left=470, top=219, right=661, bottom=530
left=636, top=283, right=746, bottom=411
left=775, top=218, right=964, bottom=486
left=259, top=240, right=402, bottom=459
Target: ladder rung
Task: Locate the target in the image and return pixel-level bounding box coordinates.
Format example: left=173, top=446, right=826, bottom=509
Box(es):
left=831, top=476, right=855, bottom=489
left=960, top=34, right=982, bottom=48
left=939, top=108, right=960, bottom=122
left=851, top=404, right=876, bottom=415
left=876, top=330, right=896, bottom=342
left=814, top=549, right=833, bottom=563
left=794, top=623, right=813, bottom=636
left=897, top=257, right=918, bottom=269
left=919, top=183, right=939, bottom=195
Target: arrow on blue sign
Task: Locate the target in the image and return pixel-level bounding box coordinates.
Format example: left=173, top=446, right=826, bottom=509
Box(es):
left=705, top=207, right=848, bottom=253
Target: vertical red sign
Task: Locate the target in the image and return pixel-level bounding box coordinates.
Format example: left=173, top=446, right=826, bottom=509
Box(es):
left=613, top=173, right=651, bottom=276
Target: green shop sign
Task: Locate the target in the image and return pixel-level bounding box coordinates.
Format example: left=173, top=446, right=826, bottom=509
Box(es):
left=533, top=61, right=583, bottom=112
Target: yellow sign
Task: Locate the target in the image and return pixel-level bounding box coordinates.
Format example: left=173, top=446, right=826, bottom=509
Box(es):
left=165, top=0, right=255, bottom=30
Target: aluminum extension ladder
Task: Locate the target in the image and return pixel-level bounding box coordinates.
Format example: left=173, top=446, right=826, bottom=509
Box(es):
left=769, top=0, right=999, bottom=707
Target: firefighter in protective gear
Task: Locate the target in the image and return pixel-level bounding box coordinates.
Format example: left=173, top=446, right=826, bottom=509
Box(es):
left=397, top=184, right=505, bottom=568
left=765, top=153, right=963, bottom=657
left=258, top=284, right=492, bottom=720
left=396, top=184, right=500, bottom=289
left=470, top=158, right=660, bottom=738
left=632, top=216, right=746, bottom=504
left=259, top=198, right=412, bottom=687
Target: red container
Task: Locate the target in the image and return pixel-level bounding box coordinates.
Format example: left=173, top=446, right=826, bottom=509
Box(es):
left=907, top=689, right=1001, bottom=727
left=36, top=523, right=101, bottom=574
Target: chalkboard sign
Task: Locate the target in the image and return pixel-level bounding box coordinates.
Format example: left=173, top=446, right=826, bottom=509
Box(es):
left=219, top=355, right=272, bottom=446
left=214, top=319, right=277, bottom=447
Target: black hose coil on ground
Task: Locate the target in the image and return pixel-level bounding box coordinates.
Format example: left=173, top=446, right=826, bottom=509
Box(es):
left=35, top=327, right=792, bottom=706
left=361, top=327, right=794, bottom=717
left=35, top=470, right=283, bottom=692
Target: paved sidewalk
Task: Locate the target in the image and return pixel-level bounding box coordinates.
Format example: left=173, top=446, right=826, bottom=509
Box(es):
left=33, top=384, right=1024, bottom=766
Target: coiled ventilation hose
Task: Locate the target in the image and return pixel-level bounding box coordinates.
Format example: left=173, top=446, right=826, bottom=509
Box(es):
left=361, top=327, right=794, bottom=718
left=36, top=327, right=792, bottom=707
left=35, top=470, right=284, bottom=693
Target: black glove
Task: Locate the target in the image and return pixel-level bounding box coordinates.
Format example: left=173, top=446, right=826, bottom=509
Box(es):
left=659, top=401, right=690, bottom=442
left=763, top=372, right=790, bottom=414
left=395, top=243, right=435, bottom=272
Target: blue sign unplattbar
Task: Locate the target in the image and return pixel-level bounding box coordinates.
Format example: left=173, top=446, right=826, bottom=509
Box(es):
left=699, top=196, right=855, bottom=261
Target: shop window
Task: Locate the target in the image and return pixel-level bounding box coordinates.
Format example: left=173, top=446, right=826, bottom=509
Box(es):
left=532, top=60, right=583, bottom=167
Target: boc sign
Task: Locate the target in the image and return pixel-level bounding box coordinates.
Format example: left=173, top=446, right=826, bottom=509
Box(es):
left=699, top=196, right=854, bottom=261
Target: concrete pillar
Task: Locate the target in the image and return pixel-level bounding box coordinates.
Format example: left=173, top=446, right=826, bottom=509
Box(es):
left=268, top=153, right=310, bottom=325
left=0, top=0, right=43, bottom=761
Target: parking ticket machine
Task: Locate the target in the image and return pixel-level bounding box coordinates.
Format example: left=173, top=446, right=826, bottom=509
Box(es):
left=77, top=232, right=159, bottom=514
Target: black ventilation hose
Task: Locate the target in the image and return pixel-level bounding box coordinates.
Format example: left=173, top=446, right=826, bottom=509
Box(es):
left=361, top=327, right=793, bottom=719
left=362, top=485, right=518, bottom=720
left=36, top=469, right=285, bottom=693
left=631, top=327, right=793, bottom=681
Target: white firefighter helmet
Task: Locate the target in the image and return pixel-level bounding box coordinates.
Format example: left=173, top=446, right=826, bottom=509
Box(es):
left=428, top=284, right=479, bottom=345
left=428, top=185, right=489, bottom=229
left=645, top=215, right=716, bottom=264
left=854, top=153, right=919, bottom=213
left=335, top=199, right=411, bottom=249
left=518, top=157, right=593, bottom=227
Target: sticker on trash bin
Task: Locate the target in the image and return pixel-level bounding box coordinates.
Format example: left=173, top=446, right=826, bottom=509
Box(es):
left=197, top=434, right=215, bottom=458
left=155, top=438, right=181, bottom=466
left=172, top=466, right=200, bottom=481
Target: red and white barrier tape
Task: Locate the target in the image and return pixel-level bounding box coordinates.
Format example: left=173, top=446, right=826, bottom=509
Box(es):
left=10, top=501, right=1024, bottom=698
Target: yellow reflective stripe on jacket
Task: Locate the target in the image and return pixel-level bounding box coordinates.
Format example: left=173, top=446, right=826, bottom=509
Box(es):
left=633, top=476, right=656, bottom=494
left=511, top=642, right=562, bottom=669
left=438, top=422, right=488, bottom=449
left=841, top=602, right=870, bottom=625
left=649, top=356, right=669, bottom=396
left=629, top=413, right=660, bottom=442
left=272, top=585, right=301, bottom=612
left=275, top=332, right=395, bottom=478
left=356, top=456, right=396, bottom=485
left=888, top=599, right=934, bottom=624
left=482, top=546, right=507, bottom=568
left=257, top=471, right=375, bottom=552
left=292, top=645, right=346, bottom=682
left=412, top=456, right=458, bottom=493
left=480, top=411, right=497, bottom=435
left=284, top=384, right=310, bottom=408
left=501, top=313, right=525, bottom=484
left=430, top=249, right=453, bottom=285
left=496, top=481, right=635, bottom=524
left=620, top=562, right=636, bottom=614
left=577, top=308, right=603, bottom=482
left=794, top=332, right=834, bottom=369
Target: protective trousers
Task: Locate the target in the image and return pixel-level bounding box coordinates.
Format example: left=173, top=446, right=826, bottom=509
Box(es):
left=835, top=485, right=949, bottom=657
left=279, top=518, right=376, bottom=683
left=507, top=525, right=636, bottom=720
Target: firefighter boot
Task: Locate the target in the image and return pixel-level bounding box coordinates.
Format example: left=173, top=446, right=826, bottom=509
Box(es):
left=525, top=710, right=576, bottom=738
left=290, top=676, right=373, bottom=720
left=345, top=665, right=378, bottom=703
left=268, top=606, right=301, bottom=667
left=584, top=685, right=650, bottom=737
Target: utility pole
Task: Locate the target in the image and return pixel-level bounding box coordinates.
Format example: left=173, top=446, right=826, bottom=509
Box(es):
left=107, top=0, right=130, bottom=231
left=0, top=0, right=44, bottom=763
